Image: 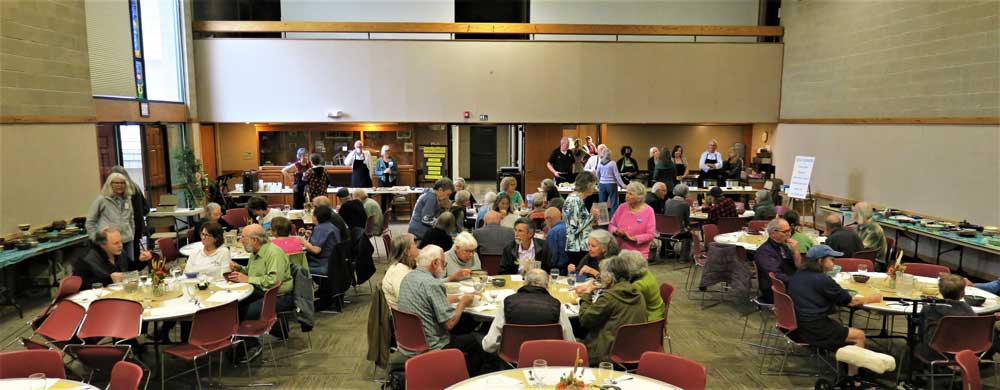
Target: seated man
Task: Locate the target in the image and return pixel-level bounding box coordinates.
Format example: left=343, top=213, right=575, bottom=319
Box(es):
left=74, top=227, right=152, bottom=288
left=919, top=274, right=975, bottom=361
left=788, top=245, right=881, bottom=377
left=644, top=182, right=668, bottom=215
left=473, top=210, right=515, bottom=255
left=227, top=224, right=295, bottom=363
left=354, top=188, right=383, bottom=234
left=573, top=256, right=648, bottom=365
left=663, top=184, right=693, bottom=261
left=500, top=218, right=553, bottom=275
left=753, top=190, right=777, bottom=221
left=312, top=196, right=349, bottom=240
left=336, top=188, right=368, bottom=237
left=700, top=186, right=738, bottom=224
left=544, top=208, right=571, bottom=273
left=482, top=269, right=576, bottom=353
left=824, top=215, right=863, bottom=257
left=397, top=245, right=483, bottom=373
left=754, top=218, right=802, bottom=304
left=247, top=196, right=283, bottom=231
left=527, top=193, right=548, bottom=227
left=443, top=232, right=480, bottom=281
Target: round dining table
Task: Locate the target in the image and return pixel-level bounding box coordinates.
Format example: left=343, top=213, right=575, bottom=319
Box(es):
left=446, top=367, right=679, bottom=389
left=66, top=277, right=254, bottom=321
left=713, top=231, right=826, bottom=251
left=835, top=272, right=1000, bottom=315
left=179, top=241, right=251, bottom=260
left=0, top=378, right=101, bottom=390
left=691, top=209, right=755, bottom=220
left=450, top=275, right=582, bottom=319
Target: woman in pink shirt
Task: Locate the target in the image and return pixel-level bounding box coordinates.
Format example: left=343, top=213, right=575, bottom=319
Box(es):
left=269, top=216, right=302, bottom=254
left=609, top=182, right=657, bottom=258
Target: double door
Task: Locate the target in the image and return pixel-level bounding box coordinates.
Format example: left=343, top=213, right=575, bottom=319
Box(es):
left=96, top=124, right=172, bottom=205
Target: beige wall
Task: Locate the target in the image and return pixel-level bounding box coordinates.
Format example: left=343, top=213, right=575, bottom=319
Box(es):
left=217, top=123, right=259, bottom=173
left=195, top=40, right=783, bottom=124
left=0, top=0, right=100, bottom=234
left=773, top=123, right=1000, bottom=226
left=780, top=1, right=999, bottom=119
left=604, top=124, right=748, bottom=170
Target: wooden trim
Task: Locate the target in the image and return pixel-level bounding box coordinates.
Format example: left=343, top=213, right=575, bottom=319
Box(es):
left=0, top=115, right=97, bottom=124
left=254, top=123, right=415, bottom=132
left=780, top=117, right=1000, bottom=125
left=193, top=21, right=783, bottom=37
left=95, top=98, right=189, bottom=123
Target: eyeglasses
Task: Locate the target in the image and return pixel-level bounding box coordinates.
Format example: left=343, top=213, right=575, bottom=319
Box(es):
left=775, top=229, right=791, bottom=234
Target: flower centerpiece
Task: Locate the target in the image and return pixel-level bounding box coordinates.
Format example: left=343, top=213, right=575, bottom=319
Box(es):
left=556, top=348, right=587, bottom=390
left=886, top=251, right=906, bottom=289
left=149, top=254, right=168, bottom=296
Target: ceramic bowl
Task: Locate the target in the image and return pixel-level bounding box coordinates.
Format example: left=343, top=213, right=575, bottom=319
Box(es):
left=491, top=278, right=506, bottom=287
left=852, top=274, right=870, bottom=283
left=964, top=295, right=986, bottom=307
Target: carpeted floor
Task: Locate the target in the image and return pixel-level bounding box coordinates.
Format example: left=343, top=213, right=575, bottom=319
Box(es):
left=2, top=222, right=997, bottom=389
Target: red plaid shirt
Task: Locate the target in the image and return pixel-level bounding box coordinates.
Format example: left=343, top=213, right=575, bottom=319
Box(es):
left=705, top=197, right=738, bottom=224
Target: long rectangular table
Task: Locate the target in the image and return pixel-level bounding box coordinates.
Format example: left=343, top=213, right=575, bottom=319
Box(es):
left=874, top=215, right=1000, bottom=273
left=0, top=232, right=89, bottom=317
left=228, top=186, right=426, bottom=197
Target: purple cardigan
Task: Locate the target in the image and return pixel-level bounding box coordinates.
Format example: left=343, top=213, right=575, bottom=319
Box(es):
left=754, top=239, right=797, bottom=300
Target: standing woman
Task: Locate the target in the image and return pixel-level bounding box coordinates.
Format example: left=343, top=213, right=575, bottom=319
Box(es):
left=671, top=145, right=688, bottom=182
left=595, top=148, right=627, bottom=212
left=564, top=171, right=599, bottom=268
left=302, top=153, right=328, bottom=201
left=698, top=139, right=723, bottom=187
left=86, top=173, right=141, bottom=267
left=375, top=145, right=399, bottom=211
left=609, top=182, right=657, bottom=259
left=281, top=148, right=311, bottom=209
left=108, top=166, right=149, bottom=266
left=646, top=147, right=659, bottom=186
left=652, top=147, right=677, bottom=195
left=344, top=140, right=373, bottom=188
left=616, top=146, right=639, bottom=185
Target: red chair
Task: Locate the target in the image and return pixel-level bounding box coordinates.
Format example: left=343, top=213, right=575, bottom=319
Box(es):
left=161, top=300, right=247, bottom=390
left=382, top=207, right=394, bottom=228
left=234, top=282, right=281, bottom=369
left=717, top=217, right=746, bottom=234
left=903, top=262, right=951, bottom=278
left=405, top=348, right=469, bottom=389
left=30, top=276, right=82, bottom=330
left=108, top=360, right=144, bottom=390
left=608, top=318, right=666, bottom=370
left=0, top=349, right=66, bottom=379
left=66, top=298, right=143, bottom=381
left=915, top=315, right=995, bottom=390
left=834, top=258, right=875, bottom=273
left=768, top=272, right=786, bottom=294
left=156, top=237, right=180, bottom=262
left=390, top=307, right=429, bottom=355
left=747, top=220, right=768, bottom=233
left=480, top=254, right=502, bottom=276
left=655, top=215, right=682, bottom=256
left=498, top=323, right=563, bottom=366
left=517, top=340, right=589, bottom=368
left=956, top=349, right=981, bottom=390
left=20, top=337, right=50, bottom=350
left=224, top=208, right=250, bottom=228
left=702, top=224, right=719, bottom=247
left=636, top=351, right=706, bottom=390
left=35, top=300, right=86, bottom=348
left=684, top=233, right=705, bottom=292
left=659, top=283, right=675, bottom=352
left=853, top=248, right=878, bottom=260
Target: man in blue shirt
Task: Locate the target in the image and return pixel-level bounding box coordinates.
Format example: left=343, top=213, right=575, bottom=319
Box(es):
left=408, top=178, right=454, bottom=240
left=544, top=207, right=570, bottom=274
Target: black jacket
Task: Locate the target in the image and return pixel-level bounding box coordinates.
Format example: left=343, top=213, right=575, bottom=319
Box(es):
left=644, top=193, right=665, bottom=214
left=504, top=285, right=561, bottom=325
left=419, top=227, right=453, bottom=252
left=500, top=238, right=552, bottom=275
left=74, top=246, right=128, bottom=288
left=826, top=228, right=864, bottom=258
left=338, top=199, right=368, bottom=231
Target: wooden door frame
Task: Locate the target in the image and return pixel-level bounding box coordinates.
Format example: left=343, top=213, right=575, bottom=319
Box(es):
left=141, top=124, right=172, bottom=204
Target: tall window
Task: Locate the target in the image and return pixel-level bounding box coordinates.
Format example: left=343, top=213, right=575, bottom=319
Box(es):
left=140, top=0, right=185, bottom=102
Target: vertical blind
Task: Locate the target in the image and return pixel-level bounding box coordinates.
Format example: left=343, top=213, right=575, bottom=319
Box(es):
left=85, top=0, right=137, bottom=98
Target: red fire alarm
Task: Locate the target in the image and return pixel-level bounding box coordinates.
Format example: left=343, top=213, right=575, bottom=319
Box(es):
left=463, top=111, right=470, bottom=119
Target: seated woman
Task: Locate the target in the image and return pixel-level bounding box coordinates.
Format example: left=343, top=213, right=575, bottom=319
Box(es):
left=297, top=205, right=340, bottom=275
left=787, top=245, right=881, bottom=377
left=527, top=192, right=547, bottom=230
left=783, top=210, right=815, bottom=254
left=382, top=233, right=419, bottom=308
left=449, top=190, right=471, bottom=233
left=191, top=202, right=232, bottom=243
left=574, top=255, right=648, bottom=365
left=493, top=192, right=519, bottom=228
left=620, top=250, right=665, bottom=321
left=475, top=191, right=497, bottom=228
left=443, top=232, right=481, bottom=281
left=753, top=190, right=776, bottom=221
left=540, top=178, right=562, bottom=202
left=184, top=222, right=231, bottom=279
left=449, top=177, right=477, bottom=205
left=500, top=176, right=526, bottom=210
left=567, top=229, right=620, bottom=278
left=419, top=212, right=454, bottom=252
left=269, top=216, right=302, bottom=255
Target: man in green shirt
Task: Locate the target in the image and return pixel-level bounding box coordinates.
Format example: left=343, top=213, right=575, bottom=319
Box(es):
left=353, top=188, right=383, bottom=233
left=228, top=223, right=295, bottom=363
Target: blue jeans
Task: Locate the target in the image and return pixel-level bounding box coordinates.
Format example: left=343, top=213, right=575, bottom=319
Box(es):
left=975, top=280, right=1000, bottom=295
left=598, top=183, right=620, bottom=214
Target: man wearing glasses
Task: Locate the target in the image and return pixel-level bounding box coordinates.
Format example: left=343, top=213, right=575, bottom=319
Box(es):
left=754, top=217, right=802, bottom=304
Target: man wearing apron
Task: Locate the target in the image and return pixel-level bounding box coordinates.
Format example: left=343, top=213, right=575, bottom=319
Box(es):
left=698, top=139, right=723, bottom=188
left=344, top=140, right=373, bottom=188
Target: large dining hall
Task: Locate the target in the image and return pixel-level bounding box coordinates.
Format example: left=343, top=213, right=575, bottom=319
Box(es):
left=1, top=0, right=999, bottom=389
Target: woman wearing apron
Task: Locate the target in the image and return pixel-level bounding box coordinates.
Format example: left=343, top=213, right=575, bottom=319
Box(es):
left=698, top=139, right=723, bottom=188
left=671, top=144, right=688, bottom=182
left=344, top=140, right=373, bottom=188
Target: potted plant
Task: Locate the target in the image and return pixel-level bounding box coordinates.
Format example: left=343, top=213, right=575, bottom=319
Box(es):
left=172, top=147, right=208, bottom=207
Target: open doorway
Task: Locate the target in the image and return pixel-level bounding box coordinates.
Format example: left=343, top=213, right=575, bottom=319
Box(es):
left=469, top=126, right=497, bottom=181
left=119, top=125, right=146, bottom=192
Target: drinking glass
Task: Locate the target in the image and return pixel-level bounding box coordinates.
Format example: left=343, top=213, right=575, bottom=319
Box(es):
left=567, top=273, right=577, bottom=287
left=857, top=264, right=868, bottom=273
left=139, top=270, right=150, bottom=286
left=532, top=359, right=547, bottom=387
left=91, top=282, right=103, bottom=291
left=550, top=268, right=559, bottom=282
left=184, top=283, right=197, bottom=303
left=598, top=362, right=615, bottom=384
left=28, top=373, right=46, bottom=390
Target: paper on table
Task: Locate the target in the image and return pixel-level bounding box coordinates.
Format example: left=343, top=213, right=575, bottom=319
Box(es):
left=214, top=281, right=249, bottom=290
left=509, top=275, right=523, bottom=282
left=462, top=374, right=523, bottom=390
left=205, top=291, right=235, bottom=303
left=521, top=368, right=567, bottom=386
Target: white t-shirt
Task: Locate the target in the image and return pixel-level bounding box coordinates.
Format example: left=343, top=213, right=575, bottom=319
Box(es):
left=381, top=262, right=413, bottom=308
left=260, top=208, right=284, bottom=230
left=184, top=246, right=232, bottom=278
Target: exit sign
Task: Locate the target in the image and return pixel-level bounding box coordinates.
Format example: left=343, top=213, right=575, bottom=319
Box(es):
left=479, top=114, right=488, bottom=121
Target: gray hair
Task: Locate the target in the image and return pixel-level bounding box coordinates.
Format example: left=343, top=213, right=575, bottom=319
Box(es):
left=513, top=217, right=535, bottom=233
left=453, top=231, right=478, bottom=250
left=455, top=190, right=471, bottom=205
left=525, top=268, right=550, bottom=288
left=766, top=217, right=787, bottom=234
left=434, top=212, right=454, bottom=231
left=599, top=148, right=612, bottom=164
left=599, top=255, right=632, bottom=284
left=532, top=192, right=546, bottom=208
left=101, top=172, right=134, bottom=198
left=247, top=225, right=270, bottom=244
left=352, top=188, right=369, bottom=200
left=651, top=182, right=667, bottom=193
left=673, top=183, right=689, bottom=197
left=573, top=171, right=598, bottom=193
left=206, top=202, right=222, bottom=214
left=649, top=146, right=659, bottom=156
left=618, top=250, right=648, bottom=279
left=854, top=202, right=874, bottom=224
left=755, top=190, right=770, bottom=203
left=296, top=148, right=307, bottom=158
left=454, top=177, right=466, bottom=187
left=416, top=245, right=444, bottom=267
left=94, top=227, right=121, bottom=246
left=380, top=145, right=391, bottom=156
left=541, top=179, right=556, bottom=192
left=108, top=166, right=140, bottom=193
left=625, top=181, right=646, bottom=198
left=482, top=191, right=497, bottom=205
left=588, top=229, right=621, bottom=257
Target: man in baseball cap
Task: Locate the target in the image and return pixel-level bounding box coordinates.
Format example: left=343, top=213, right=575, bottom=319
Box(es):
left=806, top=244, right=843, bottom=262
left=699, top=186, right=737, bottom=224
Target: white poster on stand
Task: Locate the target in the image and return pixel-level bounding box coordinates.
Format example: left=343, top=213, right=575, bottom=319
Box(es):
left=788, top=155, right=815, bottom=200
